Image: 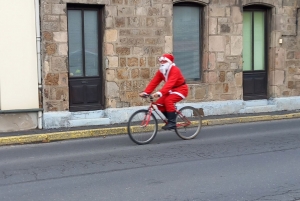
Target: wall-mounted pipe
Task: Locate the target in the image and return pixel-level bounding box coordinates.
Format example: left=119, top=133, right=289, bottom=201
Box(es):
left=34, top=0, right=43, bottom=129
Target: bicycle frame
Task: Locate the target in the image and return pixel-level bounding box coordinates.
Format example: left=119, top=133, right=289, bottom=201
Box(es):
left=141, top=96, right=191, bottom=128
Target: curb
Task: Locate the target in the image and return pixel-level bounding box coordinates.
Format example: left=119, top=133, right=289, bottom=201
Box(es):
left=1, top=113, right=300, bottom=146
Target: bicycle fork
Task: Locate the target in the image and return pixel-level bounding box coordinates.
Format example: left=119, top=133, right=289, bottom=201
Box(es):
left=141, top=108, right=153, bottom=127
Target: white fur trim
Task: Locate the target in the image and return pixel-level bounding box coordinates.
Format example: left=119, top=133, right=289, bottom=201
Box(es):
left=156, top=92, right=162, bottom=97
left=159, top=56, right=172, bottom=64
left=164, top=64, right=175, bottom=81
left=169, top=91, right=186, bottom=99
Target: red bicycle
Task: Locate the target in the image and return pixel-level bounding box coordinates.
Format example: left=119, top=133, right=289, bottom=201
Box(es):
left=127, top=95, right=203, bottom=145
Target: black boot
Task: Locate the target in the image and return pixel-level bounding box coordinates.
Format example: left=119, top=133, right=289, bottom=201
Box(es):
left=162, top=112, right=177, bottom=130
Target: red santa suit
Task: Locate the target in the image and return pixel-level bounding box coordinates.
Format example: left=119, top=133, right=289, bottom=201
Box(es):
left=143, top=62, right=188, bottom=113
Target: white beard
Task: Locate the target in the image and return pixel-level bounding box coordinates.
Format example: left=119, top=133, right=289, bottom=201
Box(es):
left=159, top=63, right=171, bottom=75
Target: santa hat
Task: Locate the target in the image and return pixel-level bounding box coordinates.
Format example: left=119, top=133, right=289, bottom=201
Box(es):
left=159, top=53, right=174, bottom=63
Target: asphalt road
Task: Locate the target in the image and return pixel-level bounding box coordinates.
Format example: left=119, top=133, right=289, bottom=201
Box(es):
left=1, top=119, right=300, bottom=201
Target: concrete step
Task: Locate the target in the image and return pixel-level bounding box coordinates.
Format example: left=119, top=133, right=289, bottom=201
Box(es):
left=243, top=99, right=269, bottom=107
left=69, top=118, right=110, bottom=127
left=240, top=105, right=278, bottom=114
left=70, top=110, right=105, bottom=120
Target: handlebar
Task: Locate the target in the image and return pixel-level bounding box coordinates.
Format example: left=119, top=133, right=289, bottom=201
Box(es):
left=141, top=94, right=154, bottom=102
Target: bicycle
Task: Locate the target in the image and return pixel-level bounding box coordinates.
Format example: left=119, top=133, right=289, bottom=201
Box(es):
left=127, top=95, right=203, bottom=145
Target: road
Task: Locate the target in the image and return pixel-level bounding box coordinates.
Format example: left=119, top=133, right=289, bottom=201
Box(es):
left=1, top=119, right=300, bottom=201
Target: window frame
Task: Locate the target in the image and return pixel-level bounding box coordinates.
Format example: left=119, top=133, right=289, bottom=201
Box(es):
left=67, top=4, right=103, bottom=79
left=173, top=2, right=204, bottom=82
left=243, top=6, right=268, bottom=73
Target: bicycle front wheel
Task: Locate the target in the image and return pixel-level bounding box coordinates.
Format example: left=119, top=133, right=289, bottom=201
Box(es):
left=127, top=109, right=158, bottom=145
left=175, top=106, right=202, bottom=140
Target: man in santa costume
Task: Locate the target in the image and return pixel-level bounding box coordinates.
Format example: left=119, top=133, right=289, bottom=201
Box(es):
left=139, top=53, right=188, bottom=130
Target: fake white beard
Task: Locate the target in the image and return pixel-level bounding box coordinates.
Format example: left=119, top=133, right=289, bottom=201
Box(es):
left=159, top=63, right=171, bottom=75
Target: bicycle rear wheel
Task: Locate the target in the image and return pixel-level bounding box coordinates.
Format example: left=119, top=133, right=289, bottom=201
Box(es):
left=127, top=109, right=158, bottom=145
left=175, top=106, right=202, bottom=140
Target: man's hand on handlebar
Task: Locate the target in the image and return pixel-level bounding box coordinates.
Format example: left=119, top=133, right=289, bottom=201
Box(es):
left=139, top=92, right=160, bottom=99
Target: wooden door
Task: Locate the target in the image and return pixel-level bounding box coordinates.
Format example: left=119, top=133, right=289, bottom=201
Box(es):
left=67, top=5, right=104, bottom=111
left=243, top=9, right=268, bottom=100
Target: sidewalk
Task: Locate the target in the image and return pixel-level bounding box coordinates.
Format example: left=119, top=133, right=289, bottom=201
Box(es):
left=1, top=109, right=300, bottom=146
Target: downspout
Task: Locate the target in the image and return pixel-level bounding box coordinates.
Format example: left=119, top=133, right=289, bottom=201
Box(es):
left=34, top=0, right=43, bottom=129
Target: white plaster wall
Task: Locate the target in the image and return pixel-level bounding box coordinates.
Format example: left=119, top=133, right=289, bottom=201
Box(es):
left=0, top=0, right=39, bottom=110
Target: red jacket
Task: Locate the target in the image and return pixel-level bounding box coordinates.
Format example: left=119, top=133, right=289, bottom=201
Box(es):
left=144, top=64, right=188, bottom=98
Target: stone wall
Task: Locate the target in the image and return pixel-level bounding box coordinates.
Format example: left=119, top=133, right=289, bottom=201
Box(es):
left=40, top=0, right=300, bottom=112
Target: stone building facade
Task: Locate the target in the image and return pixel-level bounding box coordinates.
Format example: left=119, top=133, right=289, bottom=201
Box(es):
left=40, top=0, right=300, bottom=128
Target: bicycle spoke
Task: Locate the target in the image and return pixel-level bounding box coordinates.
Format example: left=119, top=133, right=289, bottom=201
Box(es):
left=127, top=110, right=158, bottom=145
left=175, top=106, right=202, bottom=140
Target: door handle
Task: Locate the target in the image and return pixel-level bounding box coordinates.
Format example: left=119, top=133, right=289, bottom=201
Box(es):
left=82, top=81, right=88, bottom=84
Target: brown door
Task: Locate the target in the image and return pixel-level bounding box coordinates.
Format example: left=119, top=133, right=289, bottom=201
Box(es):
left=67, top=5, right=104, bottom=111
left=243, top=8, right=268, bottom=100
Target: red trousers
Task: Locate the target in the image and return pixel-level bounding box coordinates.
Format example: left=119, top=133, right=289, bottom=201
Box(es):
left=155, top=94, right=183, bottom=112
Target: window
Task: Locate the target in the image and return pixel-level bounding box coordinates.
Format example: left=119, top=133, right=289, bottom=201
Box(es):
left=173, top=3, right=203, bottom=81
left=243, top=10, right=266, bottom=71
left=68, top=8, right=100, bottom=77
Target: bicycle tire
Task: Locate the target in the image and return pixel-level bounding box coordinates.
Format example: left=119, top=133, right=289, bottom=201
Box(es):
left=175, top=106, right=202, bottom=140
left=127, top=109, right=158, bottom=145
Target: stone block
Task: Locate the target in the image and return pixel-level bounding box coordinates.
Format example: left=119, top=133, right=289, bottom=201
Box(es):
left=117, top=68, right=129, bottom=79
left=42, top=22, right=60, bottom=31
left=105, top=29, right=118, bottom=42
left=60, top=15, right=67, bottom=31
left=136, top=7, right=147, bottom=16
left=115, top=17, right=126, bottom=27
left=45, top=73, right=59, bottom=85
left=128, top=57, right=139, bottom=67
left=131, top=69, right=139, bottom=79
left=195, top=86, right=206, bottom=100
left=106, top=69, right=115, bottom=81
left=46, top=43, right=57, bottom=55
left=206, top=71, right=218, bottom=83
left=231, top=36, right=242, bottom=55
left=58, top=43, right=68, bottom=56
left=51, top=57, right=67, bottom=72
left=162, top=4, right=172, bottom=16
left=106, top=6, right=117, bottom=16
left=120, top=58, right=126, bottom=67
left=234, top=72, right=242, bottom=86
left=118, top=6, right=134, bottom=16
left=220, top=24, right=231, bottom=33
left=43, top=31, right=53, bottom=41
left=128, top=17, right=140, bottom=27
left=218, top=62, right=229, bottom=70
left=107, top=82, right=119, bottom=98
left=107, top=56, right=119, bottom=67
left=140, top=57, right=146, bottom=67
left=141, top=68, right=150, bottom=79
left=209, top=7, right=225, bottom=17
left=219, top=71, right=226, bottom=82
left=148, top=57, right=156, bottom=67
left=231, top=6, right=242, bottom=23
left=271, top=70, right=285, bottom=85
left=208, top=53, right=216, bottom=70
left=288, top=81, right=294, bottom=89
left=52, top=4, right=66, bottom=15
left=106, top=43, right=115, bottom=55
left=223, top=83, right=229, bottom=93
left=209, top=18, right=218, bottom=34
left=116, top=47, right=130, bottom=55
left=59, top=73, right=68, bottom=86
left=209, top=36, right=225, bottom=51
left=157, top=18, right=166, bottom=27
left=217, top=52, right=224, bottom=61
left=53, top=32, right=68, bottom=42
left=165, top=36, right=173, bottom=53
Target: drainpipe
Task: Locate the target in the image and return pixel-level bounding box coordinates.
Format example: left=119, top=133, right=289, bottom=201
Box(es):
left=34, top=0, right=43, bottom=129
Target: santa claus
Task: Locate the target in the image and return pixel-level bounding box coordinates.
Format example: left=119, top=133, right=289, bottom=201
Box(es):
left=139, top=53, right=188, bottom=130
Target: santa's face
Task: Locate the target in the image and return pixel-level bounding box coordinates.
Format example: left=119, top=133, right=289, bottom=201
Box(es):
left=159, top=60, right=171, bottom=75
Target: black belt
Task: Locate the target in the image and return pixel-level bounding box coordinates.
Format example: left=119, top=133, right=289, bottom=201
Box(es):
left=172, top=81, right=186, bottom=89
